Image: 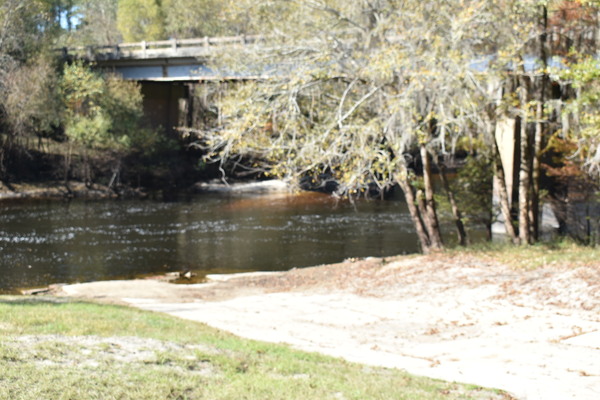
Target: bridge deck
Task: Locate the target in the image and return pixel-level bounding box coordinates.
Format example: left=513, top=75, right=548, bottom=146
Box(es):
left=62, top=35, right=265, bottom=81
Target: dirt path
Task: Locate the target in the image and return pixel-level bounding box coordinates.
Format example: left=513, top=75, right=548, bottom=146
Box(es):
left=57, top=254, right=600, bottom=400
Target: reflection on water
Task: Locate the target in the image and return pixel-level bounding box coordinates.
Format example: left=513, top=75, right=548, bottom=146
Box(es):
left=0, top=192, right=419, bottom=293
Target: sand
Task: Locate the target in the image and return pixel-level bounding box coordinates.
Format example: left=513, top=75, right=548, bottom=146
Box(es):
left=57, top=254, right=600, bottom=400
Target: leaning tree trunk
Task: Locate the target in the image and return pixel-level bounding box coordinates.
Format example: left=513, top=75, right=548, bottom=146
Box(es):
left=437, top=160, right=468, bottom=246
left=396, top=168, right=432, bottom=253
left=420, top=144, right=444, bottom=250
left=493, top=137, right=519, bottom=243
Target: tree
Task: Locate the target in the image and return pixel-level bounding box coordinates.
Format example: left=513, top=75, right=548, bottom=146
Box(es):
left=214, top=0, right=291, bottom=36
left=60, top=61, right=144, bottom=186
left=551, top=29, right=600, bottom=241
left=462, top=0, right=599, bottom=244
left=561, top=57, right=600, bottom=173
left=519, top=0, right=597, bottom=243
left=0, top=56, right=61, bottom=146
left=116, top=0, right=165, bottom=42
left=175, top=0, right=600, bottom=250
left=185, top=0, right=498, bottom=252
left=452, top=155, right=495, bottom=241
left=163, top=0, right=222, bottom=39
left=0, top=0, right=65, bottom=179
left=68, top=0, right=121, bottom=45
left=0, top=0, right=59, bottom=63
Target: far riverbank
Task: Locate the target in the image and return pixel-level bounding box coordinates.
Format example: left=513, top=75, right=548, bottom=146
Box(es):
left=0, top=180, right=147, bottom=202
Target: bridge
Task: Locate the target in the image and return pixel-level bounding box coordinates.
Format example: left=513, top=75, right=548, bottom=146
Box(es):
left=62, top=35, right=266, bottom=134
left=62, top=35, right=265, bottom=81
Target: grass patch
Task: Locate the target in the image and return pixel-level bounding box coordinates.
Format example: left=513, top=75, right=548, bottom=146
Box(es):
left=447, top=240, right=600, bottom=270
left=0, top=296, right=507, bottom=400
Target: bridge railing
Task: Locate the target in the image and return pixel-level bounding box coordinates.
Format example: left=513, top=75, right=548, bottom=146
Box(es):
left=61, top=35, right=266, bottom=61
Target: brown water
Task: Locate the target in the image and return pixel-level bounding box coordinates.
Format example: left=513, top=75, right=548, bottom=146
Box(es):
left=0, top=192, right=422, bottom=293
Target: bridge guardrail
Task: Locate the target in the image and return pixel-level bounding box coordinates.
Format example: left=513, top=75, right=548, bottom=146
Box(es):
left=60, top=35, right=266, bottom=61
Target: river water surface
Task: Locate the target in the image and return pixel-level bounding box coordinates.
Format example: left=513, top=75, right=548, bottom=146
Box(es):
left=1, top=192, right=420, bottom=293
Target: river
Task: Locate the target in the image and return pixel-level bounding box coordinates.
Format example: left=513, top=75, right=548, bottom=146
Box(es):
left=0, top=191, right=422, bottom=293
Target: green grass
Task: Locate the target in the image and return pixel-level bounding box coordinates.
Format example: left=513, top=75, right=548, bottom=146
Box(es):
left=447, top=240, right=600, bottom=270
left=0, top=297, right=507, bottom=400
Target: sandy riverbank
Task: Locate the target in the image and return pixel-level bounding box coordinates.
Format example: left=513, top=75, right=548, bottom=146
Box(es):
left=0, top=179, right=291, bottom=201
left=55, top=253, right=599, bottom=400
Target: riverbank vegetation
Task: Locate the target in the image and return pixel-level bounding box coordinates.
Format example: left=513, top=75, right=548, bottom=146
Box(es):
left=2, top=1, right=600, bottom=250
left=0, top=297, right=508, bottom=400
left=0, top=1, right=210, bottom=194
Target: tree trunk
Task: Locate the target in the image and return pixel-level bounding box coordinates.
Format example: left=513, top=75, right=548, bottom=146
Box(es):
left=396, top=170, right=432, bottom=253
left=437, top=159, right=468, bottom=246
left=64, top=143, right=72, bottom=188
left=518, top=84, right=532, bottom=245
left=530, top=5, right=548, bottom=242
left=416, top=189, right=426, bottom=216
left=485, top=221, right=492, bottom=241
left=0, top=141, right=5, bottom=182
left=530, top=101, right=543, bottom=241
left=493, top=137, right=519, bottom=243
left=420, top=144, right=444, bottom=249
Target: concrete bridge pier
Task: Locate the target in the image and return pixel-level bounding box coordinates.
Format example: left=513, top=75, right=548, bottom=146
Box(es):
left=492, top=117, right=559, bottom=239
left=139, top=81, right=191, bottom=136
